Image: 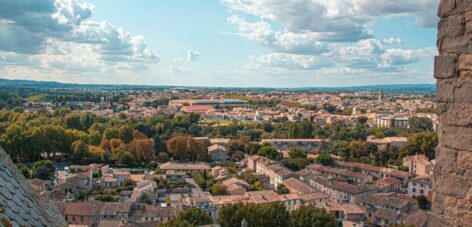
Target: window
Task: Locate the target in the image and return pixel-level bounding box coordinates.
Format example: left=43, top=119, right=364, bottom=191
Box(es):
left=412, top=188, right=416, bottom=193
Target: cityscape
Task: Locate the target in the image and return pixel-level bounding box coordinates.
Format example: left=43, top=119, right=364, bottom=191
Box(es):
left=0, top=0, right=471, bottom=227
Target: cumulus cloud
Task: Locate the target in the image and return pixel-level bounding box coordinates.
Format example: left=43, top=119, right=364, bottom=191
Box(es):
left=250, top=53, right=333, bottom=70
left=173, top=49, right=201, bottom=62
left=0, top=0, right=158, bottom=73
left=227, top=15, right=330, bottom=55
left=383, top=37, right=403, bottom=45
left=221, top=0, right=437, bottom=77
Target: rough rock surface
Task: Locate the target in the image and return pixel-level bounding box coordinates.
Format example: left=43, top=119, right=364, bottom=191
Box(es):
left=432, top=1, right=472, bottom=226
left=0, top=147, right=67, bottom=227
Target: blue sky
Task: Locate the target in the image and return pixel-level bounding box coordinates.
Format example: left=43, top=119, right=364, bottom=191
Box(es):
left=0, top=0, right=439, bottom=87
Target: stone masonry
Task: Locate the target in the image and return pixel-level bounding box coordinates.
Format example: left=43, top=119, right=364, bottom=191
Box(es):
left=432, top=0, right=472, bottom=226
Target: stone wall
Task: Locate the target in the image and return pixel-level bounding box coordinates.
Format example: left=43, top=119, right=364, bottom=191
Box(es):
left=432, top=0, right=472, bottom=226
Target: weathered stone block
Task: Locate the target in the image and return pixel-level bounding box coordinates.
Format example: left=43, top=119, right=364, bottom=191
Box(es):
left=440, top=125, right=472, bottom=150
left=438, top=14, right=465, bottom=39
left=452, top=77, right=472, bottom=103
left=434, top=172, right=470, bottom=198
left=458, top=54, right=472, bottom=70
left=457, top=150, right=472, bottom=171
left=439, top=0, right=472, bottom=18
left=435, top=55, right=458, bottom=79
left=435, top=145, right=458, bottom=173
left=436, top=79, right=455, bottom=103
left=438, top=34, right=472, bottom=54
left=439, top=103, right=472, bottom=127
left=466, top=11, right=472, bottom=33
left=438, top=0, right=456, bottom=18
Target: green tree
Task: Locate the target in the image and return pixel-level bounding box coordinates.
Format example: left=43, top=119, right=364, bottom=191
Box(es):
left=16, top=163, right=30, bottom=178
left=289, top=205, right=336, bottom=227
left=276, top=184, right=290, bottom=194
left=165, top=207, right=211, bottom=226
left=119, top=125, right=134, bottom=144
left=116, top=150, right=136, bottom=166
left=415, top=195, right=430, bottom=209
left=71, top=140, right=89, bottom=164
left=257, top=144, right=282, bottom=161
left=31, top=160, right=56, bottom=180
left=400, top=132, right=438, bottom=160
left=103, top=127, right=120, bottom=140
left=410, top=117, right=433, bottom=131
left=316, top=154, right=334, bottom=166
left=288, top=146, right=306, bottom=159
left=209, top=183, right=228, bottom=195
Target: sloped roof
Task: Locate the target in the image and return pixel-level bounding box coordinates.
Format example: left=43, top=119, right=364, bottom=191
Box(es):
left=0, top=147, right=67, bottom=226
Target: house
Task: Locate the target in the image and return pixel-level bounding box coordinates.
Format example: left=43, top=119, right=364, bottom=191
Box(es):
left=402, top=154, right=434, bottom=177
left=208, top=144, right=228, bottom=163
left=407, top=176, right=432, bottom=198
left=180, top=105, right=215, bottom=114
left=307, top=164, right=373, bottom=183
left=27, top=178, right=51, bottom=193
left=100, top=202, right=132, bottom=221
left=62, top=201, right=105, bottom=225
left=56, top=171, right=93, bottom=198
left=323, top=202, right=366, bottom=227
left=159, top=162, right=211, bottom=173
left=100, top=170, right=131, bottom=188
left=267, top=164, right=297, bottom=188
left=368, top=137, right=408, bottom=149
left=128, top=203, right=178, bottom=224
left=282, top=177, right=317, bottom=195
left=357, top=192, right=418, bottom=226
left=165, top=170, right=187, bottom=182
left=209, top=138, right=230, bottom=146
left=222, top=178, right=250, bottom=195
left=306, top=175, right=377, bottom=204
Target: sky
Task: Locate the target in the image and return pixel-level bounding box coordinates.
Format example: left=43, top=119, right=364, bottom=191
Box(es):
left=0, top=0, right=440, bottom=87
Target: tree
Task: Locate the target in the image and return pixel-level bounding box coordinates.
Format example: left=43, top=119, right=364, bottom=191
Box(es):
left=103, top=127, right=120, bottom=140
left=64, top=113, right=84, bottom=131
left=276, top=184, right=290, bottom=194
left=217, top=203, right=289, bottom=227
left=158, top=152, right=170, bottom=162
left=16, top=163, right=30, bottom=178
left=410, top=117, right=433, bottom=131
left=289, top=205, right=336, bottom=227
left=316, top=154, right=334, bottom=166
left=119, top=125, right=134, bottom=143
left=231, top=151, right=245, bottom=162
left=0, top=122, right=31, bottom=162
left=71, top=140, right=89, bottom=164
left=228, top=139, right=247, bottom=154
left=166, top=136, right=207, bottom=162
left=31, top=160, right=56, bottom=180
left=415, top=195, right=430, bottom=209
left=163, top=207, right=211, bottom=227
left=128, top=138, right=154, bottom=163
left=116, top=150, right=136, bottom=166
left=400, top=132, right=438, bottom=160
left=288, top=146, right=306, bottom=159
left=257, top=144, right=282, bottom=161
left=209, top=183, right=228, bottom=195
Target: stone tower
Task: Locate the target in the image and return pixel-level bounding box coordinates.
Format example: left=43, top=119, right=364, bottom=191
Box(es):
left=0, top=147, right=67, bottom=226
left=431, top=0, right=472, bottom=226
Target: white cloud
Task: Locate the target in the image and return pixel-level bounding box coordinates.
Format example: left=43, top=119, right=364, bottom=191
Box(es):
left=227, top=15, right=330, bottom=55
left=0, top=0, right=158, bottom=74
left=383, top=37, right=403, bottom=45
left=173, top=49, right=201, bottom=62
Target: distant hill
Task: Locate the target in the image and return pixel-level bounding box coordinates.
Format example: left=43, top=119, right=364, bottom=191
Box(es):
left=0, top=78, right=435, bottom=93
